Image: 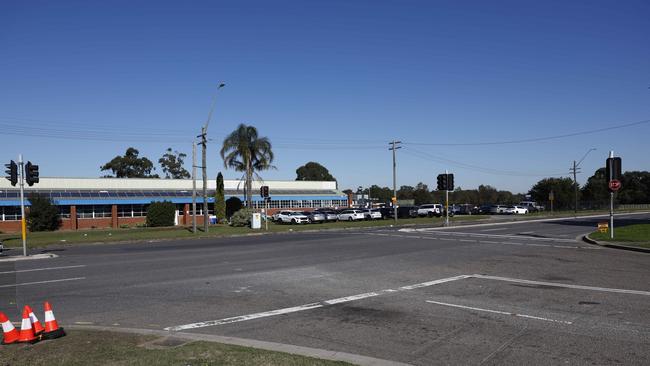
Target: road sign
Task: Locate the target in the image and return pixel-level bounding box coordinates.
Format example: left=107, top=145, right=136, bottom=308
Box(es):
left=605, top=157, right=622, bottom=181
left=549, top=191, right=554, bottom=201
left=598, top=222, right=609, bottom=233
left=608, top=179, right=621, bottom=192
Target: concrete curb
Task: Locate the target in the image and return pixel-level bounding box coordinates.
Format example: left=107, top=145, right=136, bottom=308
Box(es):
left=67, top=324, right=411, bottom=366
left=0, top=253, right=58, bottom=262
left=582, top=234, right=650, bottom=254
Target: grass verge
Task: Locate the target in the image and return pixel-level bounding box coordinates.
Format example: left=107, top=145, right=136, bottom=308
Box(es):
left=0, top=330, right=351, bottom=366
left=590, top=223, right=650, bottom=249
left=0, top=215, right=489, bottom=249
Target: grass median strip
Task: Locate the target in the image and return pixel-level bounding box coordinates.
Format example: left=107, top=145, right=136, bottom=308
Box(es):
left=590, top=223, right=650, bottom=249
left=0, top=216, right=488, bottom=249
left=0, top=329, right=352, bottom=366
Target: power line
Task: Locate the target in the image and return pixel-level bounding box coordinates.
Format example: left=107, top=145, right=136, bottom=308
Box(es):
left=403, top=118, right=650, bottom=146
left=402, top=147, right=567, bottom=177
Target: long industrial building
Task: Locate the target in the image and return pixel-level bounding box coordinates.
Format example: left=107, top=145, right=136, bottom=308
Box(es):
left=0, top=177, right=349, bottom=232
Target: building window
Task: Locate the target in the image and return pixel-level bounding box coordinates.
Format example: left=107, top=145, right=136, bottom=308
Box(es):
left=77, top=205, right=112, bottom=219
left=58, top=206, right=71, bottom=219
left=1, top=206, right=21, bottom=221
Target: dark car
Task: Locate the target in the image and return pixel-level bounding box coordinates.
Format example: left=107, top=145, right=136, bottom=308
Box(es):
left=386, top=206, right=418, bottom=219
left=474, top=205, right=492, bottom=215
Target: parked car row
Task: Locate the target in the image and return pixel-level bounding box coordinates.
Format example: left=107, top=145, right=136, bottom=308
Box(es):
left=270, top=201, right=536, bottom=225
left=272, top=208, right=384, bottom=224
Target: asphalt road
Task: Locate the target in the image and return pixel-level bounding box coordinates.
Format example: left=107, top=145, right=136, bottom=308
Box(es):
left=1, top=212, right=649, bottom=365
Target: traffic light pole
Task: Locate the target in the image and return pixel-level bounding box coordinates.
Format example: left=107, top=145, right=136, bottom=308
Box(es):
left=445, top=170, right=449, bottom=227
left=18, top=154, right=27, bottom=256
left=609, top=151, right=614, bottom=239
left=191, top=141, right=197, bottom=234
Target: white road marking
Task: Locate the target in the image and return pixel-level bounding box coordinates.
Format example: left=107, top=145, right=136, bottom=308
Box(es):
left=165, top=274, right=648, bottom=331
left=481, top=227, right=509, bottom=232
left=440, top=232, right=578, bottom=243
left=165, top=275, right=470, bottom=331
left=398, top=275, right=471, bottom=290
left=0, top=264, right=86, bottom=275
left=459, top=239, right=474, bottom=242
left=0, top=277, right=86, bottom=288
left=473, top=274, right=650, bottom=296
left=426, top=300, right=573, bottom=325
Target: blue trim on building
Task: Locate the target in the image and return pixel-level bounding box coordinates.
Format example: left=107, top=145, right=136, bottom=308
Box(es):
left=0, top=195, right=348, bottom=207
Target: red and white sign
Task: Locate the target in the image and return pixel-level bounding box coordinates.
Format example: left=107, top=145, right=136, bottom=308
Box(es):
left=608, top=179, right=621, bottom=191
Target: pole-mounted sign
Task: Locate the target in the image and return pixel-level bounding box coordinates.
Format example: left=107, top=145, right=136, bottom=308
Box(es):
left=608, top=179, right=621, bottom=192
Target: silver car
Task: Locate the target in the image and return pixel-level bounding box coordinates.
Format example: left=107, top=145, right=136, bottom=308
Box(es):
left=302, top=211, right=326, bottom=223
left=314, top=210, right=338, bottom=222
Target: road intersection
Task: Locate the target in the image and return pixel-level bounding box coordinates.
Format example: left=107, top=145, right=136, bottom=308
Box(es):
left=1, top=213, right=648, bottom=365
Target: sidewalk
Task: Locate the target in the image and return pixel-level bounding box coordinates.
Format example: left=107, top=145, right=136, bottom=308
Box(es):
left=582, top=234, right=650, bottom=253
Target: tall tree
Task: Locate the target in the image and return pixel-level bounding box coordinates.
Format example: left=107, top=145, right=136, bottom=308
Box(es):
left=295, top=162, right=336, bottom=181
left=27, top=193, right=61, bottom=231
left=158, top=148, right=190, bottom=179
left=220, top=124, right=275, bottom=207
left=100, top=147, right=159, bottom=178
left=215, top=172, right=226, bottom=222
left=413, top=182, right=433, bottom=205
left=529, top=177, right=575, bottom=210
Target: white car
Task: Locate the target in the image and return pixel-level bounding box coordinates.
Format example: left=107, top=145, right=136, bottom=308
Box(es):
left=274, top=211, right=310, bottom=224
left=490, top=205, right=508, bottom=214
left=359, top=208, right=382, bottom=220
left=505, top=205, right=528, bottom=215
left=417, top=204, right=442, bottom=217
left=337, top=209, right=365, bottom=221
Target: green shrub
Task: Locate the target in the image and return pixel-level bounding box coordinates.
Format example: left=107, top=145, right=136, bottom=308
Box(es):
left=27, top=193, right=61, bottom=231
left=226, top=197, right=243, bottom=218
left=230, top=208, right=255, bottom=227
left=146, top=201, right=176, bottom=227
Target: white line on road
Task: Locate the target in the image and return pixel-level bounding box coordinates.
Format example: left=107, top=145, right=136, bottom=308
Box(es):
left=473, top=274, right=650, bottom=296
left=0, top=264, right=86, bottom=275
left=165, top=274, right=648, bottom=332
left=0, top=277, right=86, bottom=288
left=425, top=300, right=573, bottom=325
left=165, top=275, right=470, bottom=331
left=481, top=227, right=509, bottom=232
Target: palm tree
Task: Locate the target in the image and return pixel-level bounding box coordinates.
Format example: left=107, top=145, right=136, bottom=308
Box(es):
left=220, top=124, right=275, bottom=207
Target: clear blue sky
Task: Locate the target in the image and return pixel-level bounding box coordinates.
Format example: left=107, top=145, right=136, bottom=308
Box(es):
left=1, top=0, right=648, bottom=193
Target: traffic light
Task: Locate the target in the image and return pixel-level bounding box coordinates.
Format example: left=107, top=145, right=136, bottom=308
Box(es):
left=25, top=161, right=39, bottom=186
left=260, top=185, right=269, bottom=198
left=5, top=160, right=17, bottom=186
left=437, top=174, right=448, bottom=191
left=447, top=174, right=454, bottom=191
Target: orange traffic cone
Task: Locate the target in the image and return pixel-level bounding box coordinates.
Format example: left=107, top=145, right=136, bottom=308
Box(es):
left=0, top=311, right=20, bottom=345
left=18, top=306, right=38, bottom=343
left=42, top=301, right=65, bottom=339
left=25, top=305, right=45, bottom=335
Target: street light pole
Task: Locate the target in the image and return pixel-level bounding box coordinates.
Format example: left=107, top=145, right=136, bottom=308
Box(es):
left=570, top=148, right=596, bottom=217
left=389, top=141, right=401, bottom=223
left=198, top=82, right=225, bottom=232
